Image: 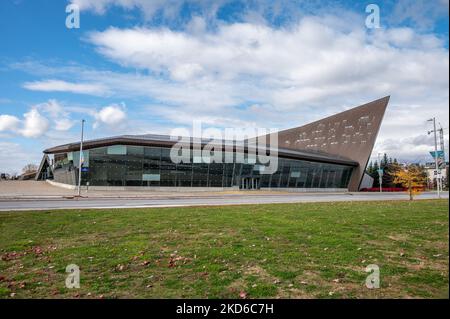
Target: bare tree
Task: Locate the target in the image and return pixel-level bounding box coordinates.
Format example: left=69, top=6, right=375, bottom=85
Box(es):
left=22, top=164, right=38, bottom=174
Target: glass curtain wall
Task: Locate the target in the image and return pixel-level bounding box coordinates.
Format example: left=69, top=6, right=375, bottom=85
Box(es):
left=53, top=145, right=353, bottom=188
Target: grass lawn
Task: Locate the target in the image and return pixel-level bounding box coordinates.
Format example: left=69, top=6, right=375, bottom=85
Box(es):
left=0, top=200, right=448, bottom=299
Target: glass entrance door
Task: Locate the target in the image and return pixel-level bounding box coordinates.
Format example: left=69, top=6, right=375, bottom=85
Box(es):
left=240, top=177, right=260, bottom=190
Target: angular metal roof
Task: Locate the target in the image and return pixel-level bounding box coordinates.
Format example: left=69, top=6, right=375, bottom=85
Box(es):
left=254, top=96, right=390, bottom=191
left=44, top=133, right=358, bottom=166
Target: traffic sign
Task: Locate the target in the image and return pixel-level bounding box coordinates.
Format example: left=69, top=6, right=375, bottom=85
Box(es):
left=429, top=150, right=444, bottom=159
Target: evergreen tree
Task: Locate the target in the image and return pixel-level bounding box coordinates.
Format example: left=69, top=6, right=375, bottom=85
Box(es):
left=382, top=153, right=389, bottom=168
left=383, top=162, right=395, bottom=187
left=373, top=160, right=379, bottom=171
left=366, top=155, right=402, bottom=189
left=373, top=160, right=380, bottom=188
left=367, top=161, right=374, bottom=175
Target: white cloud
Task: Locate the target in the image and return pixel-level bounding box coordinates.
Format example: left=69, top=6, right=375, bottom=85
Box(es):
left=71, top=0, right=449, bottom=32
left=389, top=0, right=449, bottom=31
left=373, top=133, right=450, bottom=164
left=0, top=100, right=128, bottom=136
left=54, top=118, right=75, bottom=131
left=0, top=115, right=20, bottom=132
left=86, top=21, right=448, bottom=104
left=170, top=63, right=204, bottom=81
left=0, top=110, right=49, bottom=138
left=38, top=99, right=66, bottom=117
left=23, top=79, right=109, bottom=96
left=70, top=0, right=220, bottom=20
left=20, top=108, right=50, bottom=138
left=12, top=14, right=450, bottom=163
left=36, top=99, right=75, bottom=131
left=94, top=104, right=127, bottom=128
left=1, top=105, right=54, bottom=138
left=0, top=142, right=41, bottom=175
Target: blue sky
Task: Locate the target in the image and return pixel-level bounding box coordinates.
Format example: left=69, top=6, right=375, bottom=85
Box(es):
left=0, top=0, right=449, bottom=173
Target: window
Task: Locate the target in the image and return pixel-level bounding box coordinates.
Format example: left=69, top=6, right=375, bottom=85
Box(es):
left=53, top=144, right=354, bottom=190
left=160, top=148, right=177, bottom=186
left=143, top=173, right=160, bottom=181
left=177, top=163, right=193, bottom=187
left=107, top=145, right=127, bottom=155
left=192, top=163, right=208, bottom=187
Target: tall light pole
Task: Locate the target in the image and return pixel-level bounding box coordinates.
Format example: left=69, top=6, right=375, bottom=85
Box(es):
left=77, top=119, right=85, bottom=197
left=438, top=124, right=445, bottom=193
left=438, top=124, right=445, bottom=154
left=428, top=118, right=440, bottom=198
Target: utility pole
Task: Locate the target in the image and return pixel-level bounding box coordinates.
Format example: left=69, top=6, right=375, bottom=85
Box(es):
left=77, top=119, right=85, bottom=197
left=428, top=118, right=440, bottom=198
left=438, top=124, right=445, bottom=153
left=438, top=124, right=446, bottom=192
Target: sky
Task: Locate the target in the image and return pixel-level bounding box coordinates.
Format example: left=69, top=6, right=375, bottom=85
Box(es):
left=0, top=0, right=449, bottom=174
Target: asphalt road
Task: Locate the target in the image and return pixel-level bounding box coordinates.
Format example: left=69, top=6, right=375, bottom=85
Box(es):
left=0, top=192, right=447, bottom=211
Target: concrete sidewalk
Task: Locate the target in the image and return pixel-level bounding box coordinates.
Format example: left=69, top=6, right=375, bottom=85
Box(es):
left=0, top=180, right=341, bottom=200
left=1, top=181, right=447, bottom=202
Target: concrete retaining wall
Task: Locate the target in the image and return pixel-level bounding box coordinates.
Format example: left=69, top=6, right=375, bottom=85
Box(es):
left=46, top=179, right=76, bottom=190
left=46, top=180, right=347, bottom=193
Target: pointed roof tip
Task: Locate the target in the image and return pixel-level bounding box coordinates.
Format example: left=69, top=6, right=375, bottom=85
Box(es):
left=346, top=96, right=390, bottom=112
left=372, top=95, right=390, bottom=102
left=363, top=95, right=390, bottom=109
left=379, top=95, right=391, bottom=108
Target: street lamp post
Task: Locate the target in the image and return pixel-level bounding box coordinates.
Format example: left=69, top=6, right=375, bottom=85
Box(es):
left=428, top=118, right=440, bottom=199
left=77, top=119, right=85, bottom=197
left=438, top=124, right=445, bottom=193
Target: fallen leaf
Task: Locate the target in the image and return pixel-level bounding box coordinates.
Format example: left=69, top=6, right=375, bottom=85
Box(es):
left=116, top=264, right=125, bottom=271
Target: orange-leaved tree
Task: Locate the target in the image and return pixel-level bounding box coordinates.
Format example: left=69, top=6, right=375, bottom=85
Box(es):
left=392, top=164, right=427, bottom=200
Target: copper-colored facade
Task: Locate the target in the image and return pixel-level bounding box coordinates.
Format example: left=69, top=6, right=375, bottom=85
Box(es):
left=264, top=96, right=390, bottom=191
